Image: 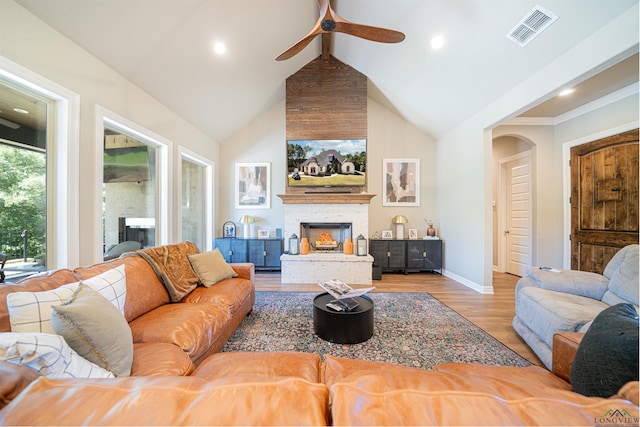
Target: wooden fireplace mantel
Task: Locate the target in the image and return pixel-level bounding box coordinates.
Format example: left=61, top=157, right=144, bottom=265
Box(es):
left=277, top=193, right=376, bottom=205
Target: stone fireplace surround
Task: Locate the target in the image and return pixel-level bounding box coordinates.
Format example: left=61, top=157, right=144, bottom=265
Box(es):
left=278, top=194, right=375, bottom=285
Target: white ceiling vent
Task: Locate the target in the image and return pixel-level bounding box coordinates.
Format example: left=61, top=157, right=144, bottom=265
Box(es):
left=507, top=5, right=558, bottom=47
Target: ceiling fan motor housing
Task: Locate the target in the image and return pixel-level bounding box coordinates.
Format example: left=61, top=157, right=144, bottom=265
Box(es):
left=321, top=19, right=336, bottom=31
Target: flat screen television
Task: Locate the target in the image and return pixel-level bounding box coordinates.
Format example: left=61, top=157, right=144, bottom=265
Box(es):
left=103, top=146, right=151, bottom=183
left=287, top=139, right=366, bottom=189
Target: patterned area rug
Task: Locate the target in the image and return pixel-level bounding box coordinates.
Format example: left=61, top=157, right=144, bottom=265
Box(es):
left=222, top=292, right=532, bottom=370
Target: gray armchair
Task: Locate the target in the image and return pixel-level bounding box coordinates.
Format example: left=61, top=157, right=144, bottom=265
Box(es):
left=513, top=244, right=639, bottom=369
left=103, top=241, right=143, bottom=261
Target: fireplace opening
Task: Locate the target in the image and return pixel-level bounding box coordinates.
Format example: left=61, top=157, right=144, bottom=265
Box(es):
left=300, top=222, right=352, bottom=252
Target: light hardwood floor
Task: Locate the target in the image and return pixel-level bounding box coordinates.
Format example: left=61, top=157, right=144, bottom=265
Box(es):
left=254, top=270, right=544, bottom=367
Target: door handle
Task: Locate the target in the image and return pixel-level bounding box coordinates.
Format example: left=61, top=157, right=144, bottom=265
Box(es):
left=504, top=230, right=510, bottom=235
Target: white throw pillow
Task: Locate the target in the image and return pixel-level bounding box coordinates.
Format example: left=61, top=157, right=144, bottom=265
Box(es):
left=7, top=265, right=127, bottom=333
left=0, top=332, right=115, bottom=378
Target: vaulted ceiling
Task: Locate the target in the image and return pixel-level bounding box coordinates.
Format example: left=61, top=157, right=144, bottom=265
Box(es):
left=13, top=0, right=640, bottom=141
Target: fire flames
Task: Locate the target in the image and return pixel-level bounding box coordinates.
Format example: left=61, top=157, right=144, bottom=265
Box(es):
left=316, top=232, right=337, bottom=246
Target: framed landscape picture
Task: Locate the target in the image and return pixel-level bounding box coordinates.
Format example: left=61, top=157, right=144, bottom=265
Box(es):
left=235, top=162, right=270, bottom=209
left=382, top=159, right=420, bottom=206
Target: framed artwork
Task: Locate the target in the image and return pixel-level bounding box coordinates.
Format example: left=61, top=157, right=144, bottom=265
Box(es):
left=408, top=228, right=418, bottom=239
left=235, top=162, right=270, bottom=209
left=381, top=230, right=393, bottom=239
left=382, top=159, right=420, bottom=206
left=258, top=229, right=269, bottom=239
left=223, top=221, right=236, bottom=238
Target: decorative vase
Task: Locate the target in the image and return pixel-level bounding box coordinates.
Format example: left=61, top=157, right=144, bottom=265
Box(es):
left=343, top=237, right=353, bottom=254
left=427, top=226, right=436, bottom=237
left=300, top=238, right=310, bottom=255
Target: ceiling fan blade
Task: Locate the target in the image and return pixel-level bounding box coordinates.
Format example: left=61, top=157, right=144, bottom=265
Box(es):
left=275, top=0, right=405, bottom=60
left=275, top=0, right=329, bottom=61
left=275, top=31, right=321, bottom=61
left=334, top=21, right=405, bottom=43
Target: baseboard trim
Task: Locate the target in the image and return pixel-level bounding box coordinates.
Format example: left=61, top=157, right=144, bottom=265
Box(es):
left=443, top=269, right=494, bottom=294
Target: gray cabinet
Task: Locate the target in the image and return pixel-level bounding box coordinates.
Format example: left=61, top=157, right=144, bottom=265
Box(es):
left=406, top=239, right=442, bottom=272
left=369, top=240, right=406, bottom=272
left=214, top=238, right=283, bottom=271
left=370, top=239, right=442, bottom=274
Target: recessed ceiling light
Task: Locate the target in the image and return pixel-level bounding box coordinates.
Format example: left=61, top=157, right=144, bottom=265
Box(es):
left=13, top=108, right=29, bottom=114
left=213, top=41, right=227, bottom=55
left=430, top=35, right=444, bottom=50
left=559, top=88, right=575, bottom=96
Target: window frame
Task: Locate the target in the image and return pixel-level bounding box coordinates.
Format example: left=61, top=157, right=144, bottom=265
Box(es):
left=0, top=55, right=80, bottom=270
left=95, top=106, right=172, bottom=260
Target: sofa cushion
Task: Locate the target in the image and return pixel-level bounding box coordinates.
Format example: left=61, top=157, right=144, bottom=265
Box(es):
left=0, top=332, right=114, bottom=378
left=0, top=376, right=329, bottom=426
left=128, top=302, right=231, bottom=361
left=570, top=303, right=639, bottom=398
left=51, top=283, right=133, bottom=377
left=602, top=245, right=639, bottom=306
left=515, top=287, right=608, bottom=346
left=322, top=355, right=636, bottom=426
left=6, top=265, right=127, bottom=334
left=131, top=342, right=194, bottom=376
left=329, top=379, right=635, bottom=426
left=181, top=277, right=253, bottom=316
left=188, top=249, right=237, bottom=287
left=193, top=351, right=322, bottom=383
left=322, top=355, right=569, bottom=398
left=603, top=244, right=638, bottom=279
left=75, top=257, right=170, bottom=323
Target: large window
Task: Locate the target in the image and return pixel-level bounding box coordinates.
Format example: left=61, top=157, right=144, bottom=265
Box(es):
left=0, top=82, right=48, bottom=280
left=97, top=107, right=170, bottom=260
left=1, top=56, right=80, bottom=275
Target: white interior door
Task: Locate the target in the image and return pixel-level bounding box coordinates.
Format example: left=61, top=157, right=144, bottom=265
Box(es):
left=505, top=154, right=532, bottom=276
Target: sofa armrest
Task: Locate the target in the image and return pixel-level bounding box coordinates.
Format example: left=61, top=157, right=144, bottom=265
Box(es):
left=230, top=263, right=255, bottom=284
left=524, top=267, right=609, bottom=300
left=0, top=361, right=40, bottom=410
left=552, top=332, right=584, bottom=383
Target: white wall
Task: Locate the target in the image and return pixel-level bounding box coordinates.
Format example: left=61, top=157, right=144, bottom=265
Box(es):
left=0, top=1, right=218, bottom=267
left=218, top=96, right=436, bottom=241
left=437, top=4, right=638, bottom=292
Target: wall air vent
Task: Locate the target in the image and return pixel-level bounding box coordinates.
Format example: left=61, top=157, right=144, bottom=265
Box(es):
left=507, top=5, right=558, bottom=47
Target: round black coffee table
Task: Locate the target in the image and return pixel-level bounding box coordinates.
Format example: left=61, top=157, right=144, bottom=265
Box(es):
left=313, top=292, right=374, bottom=344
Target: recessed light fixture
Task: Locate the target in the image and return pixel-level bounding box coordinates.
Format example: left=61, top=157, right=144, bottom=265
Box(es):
left=13, top=108, right=29, bottom=114
left=213, top=41, right=227, bottom=55
left=558, top=88, right=575, bottom=96
left=430, top=34, right=444, bottom=50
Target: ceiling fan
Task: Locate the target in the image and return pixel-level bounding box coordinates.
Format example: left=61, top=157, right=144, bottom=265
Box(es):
left=275, top=0, right=405, bottom=61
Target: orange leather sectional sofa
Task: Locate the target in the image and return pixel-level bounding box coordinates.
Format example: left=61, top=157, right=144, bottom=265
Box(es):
left=1, top=349, right=638, bottom=425
left=0, top=242, right=638, bottom=425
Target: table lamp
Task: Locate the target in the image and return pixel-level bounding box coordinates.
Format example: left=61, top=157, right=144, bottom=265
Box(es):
left=392, top=215, right=408, bottom=239
left=239, top=215, right=254, bottom=238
